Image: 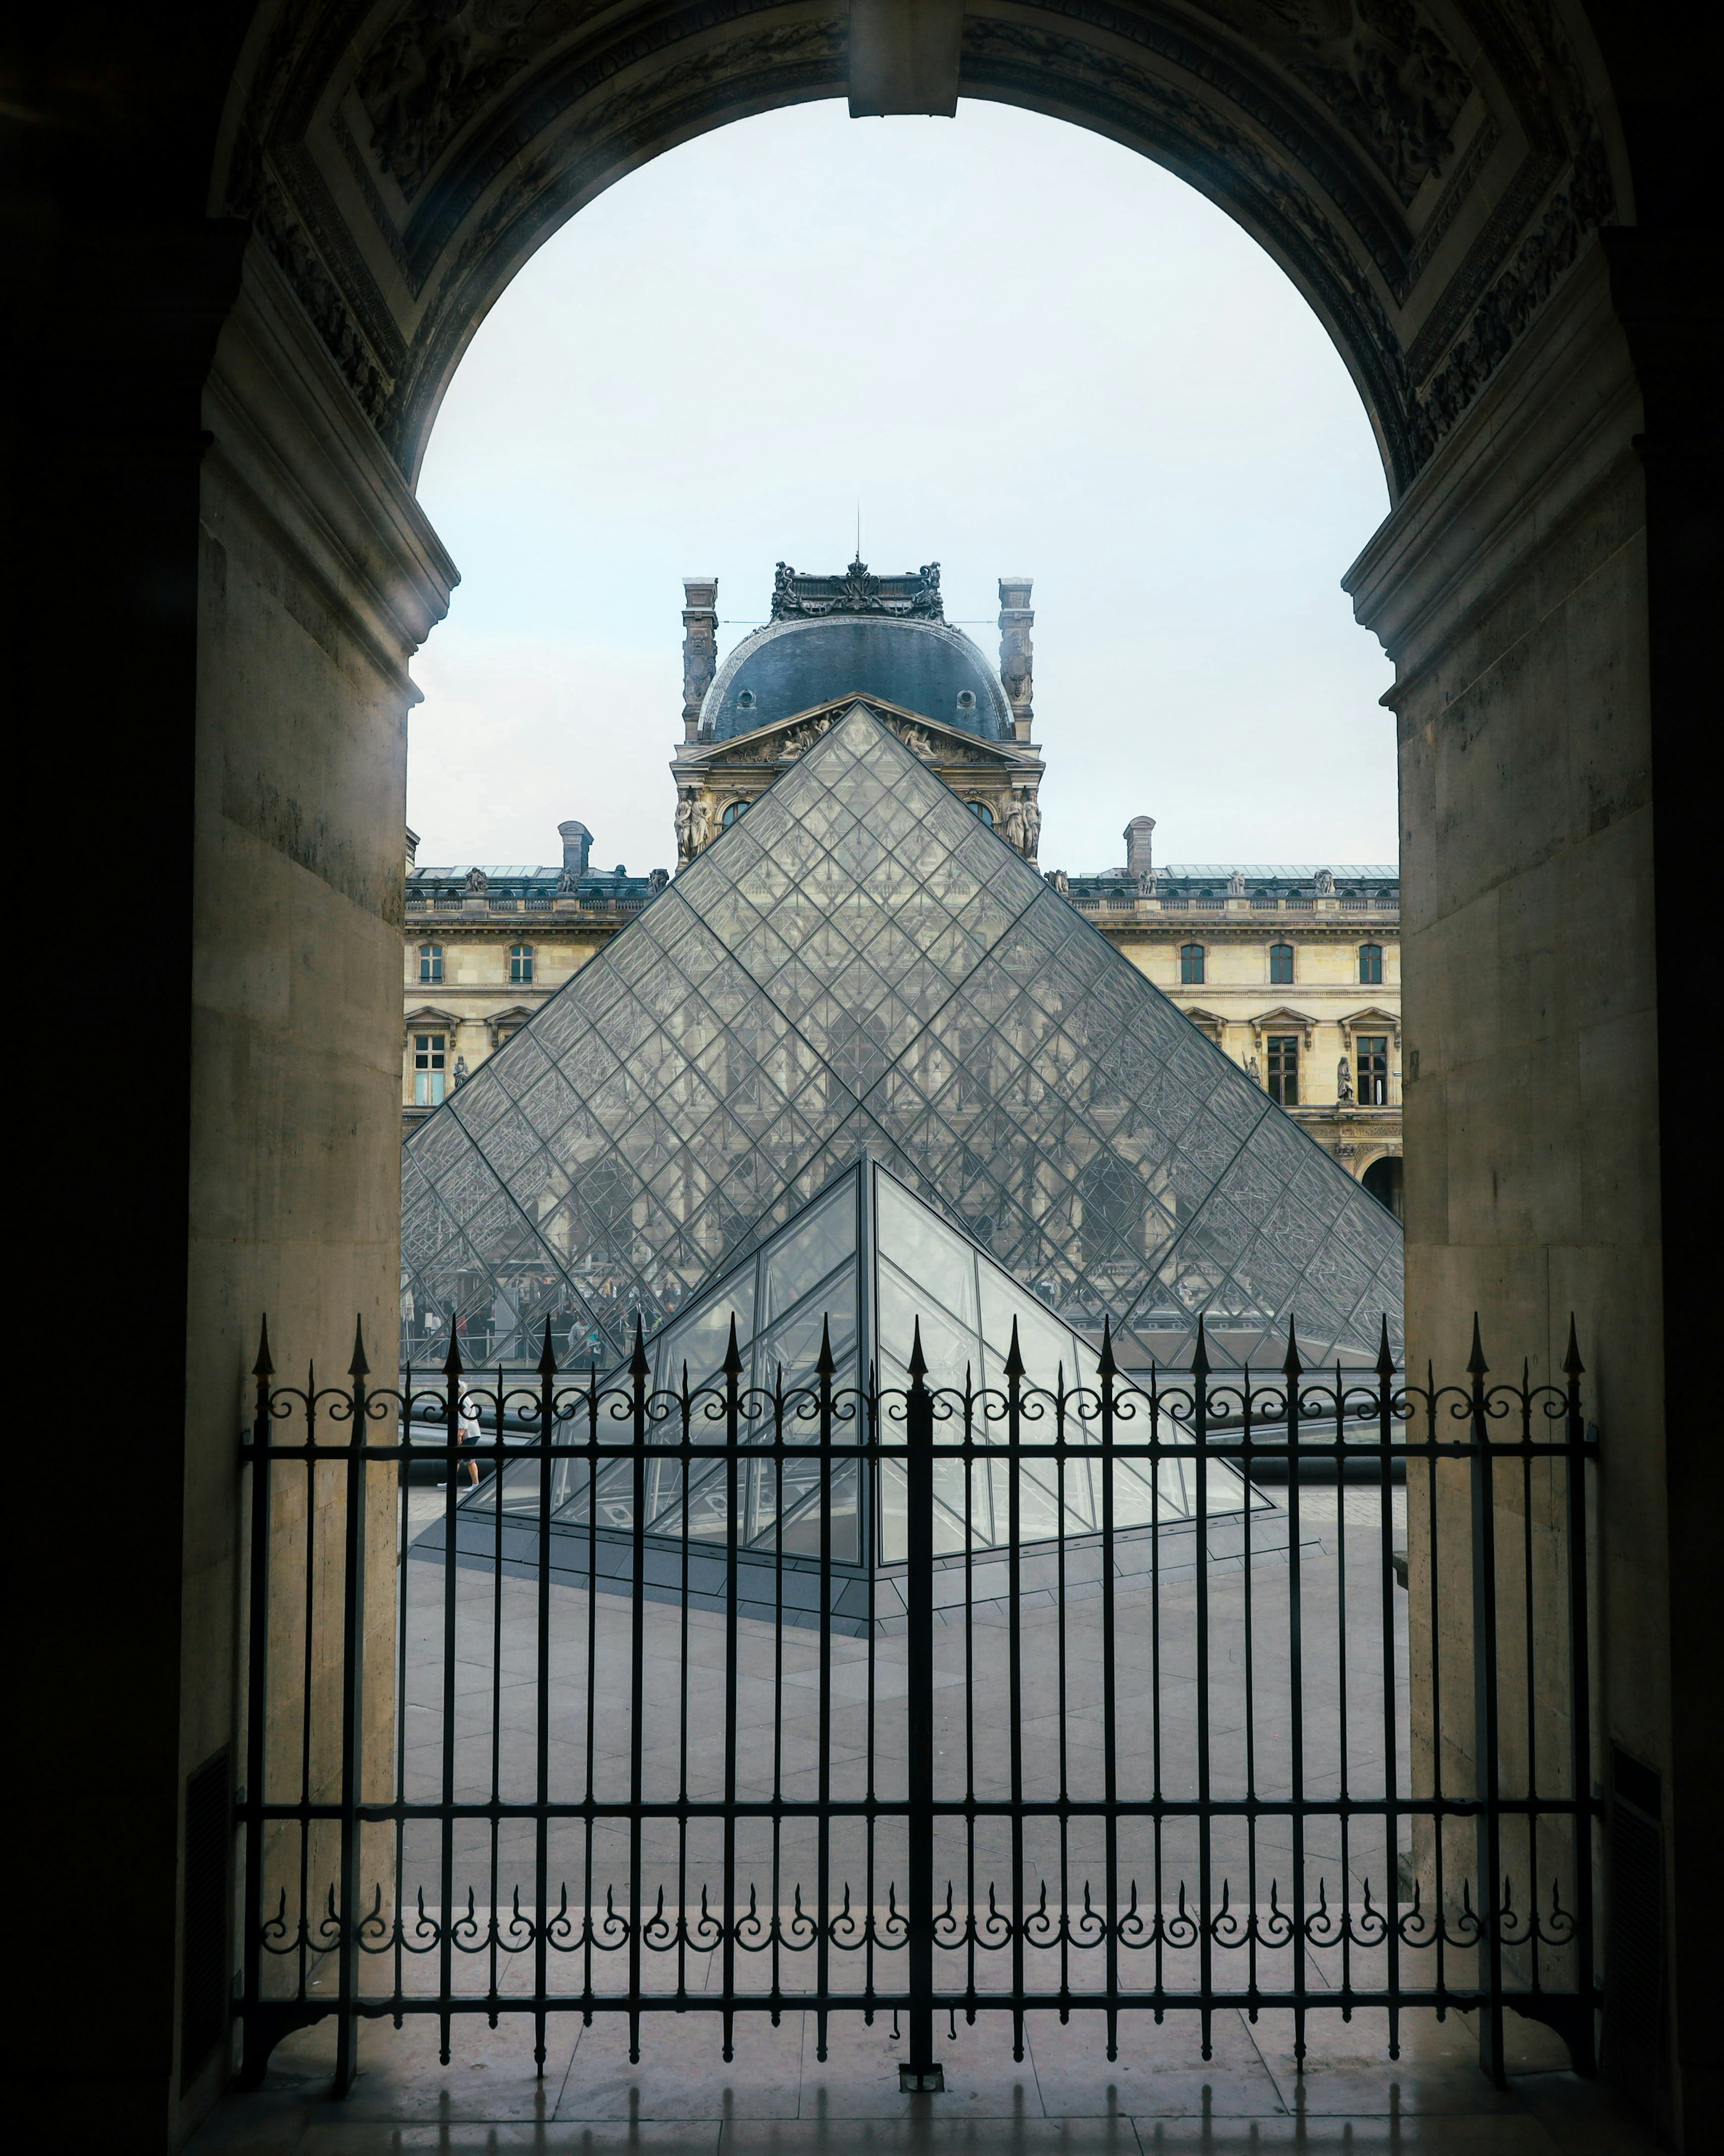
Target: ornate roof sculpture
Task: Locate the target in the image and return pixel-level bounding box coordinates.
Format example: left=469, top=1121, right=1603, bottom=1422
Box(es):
left=770, top=557, right=944, bottom=621
left=401, top=705, right=1402, bottom=1376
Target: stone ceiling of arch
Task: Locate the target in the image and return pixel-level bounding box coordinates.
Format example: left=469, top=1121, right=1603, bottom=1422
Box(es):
left=223, top=2, right=1619, bottom=492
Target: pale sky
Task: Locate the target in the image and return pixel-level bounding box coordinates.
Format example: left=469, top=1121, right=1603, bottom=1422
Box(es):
left=409, top=100, right=1397, bottom=879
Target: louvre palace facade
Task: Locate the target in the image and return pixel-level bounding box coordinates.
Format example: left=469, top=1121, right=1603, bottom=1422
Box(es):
left=405, top=567, right=1403, bottom=1212
left=401, top=561, right=1403, bottom=1378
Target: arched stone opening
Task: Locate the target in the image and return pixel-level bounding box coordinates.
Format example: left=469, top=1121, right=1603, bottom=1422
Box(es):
left=11, top=6, right=1715, bottom=2147
left=1361, top=1150, right=1404, bottom=1221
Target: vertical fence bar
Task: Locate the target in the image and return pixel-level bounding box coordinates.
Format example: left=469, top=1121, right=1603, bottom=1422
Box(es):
left=629, top=1321, right=649, bottom=2066
left=1006, top=1321, right=1026, bottom=2064
left=1284, top=1322, right=1308, bottom=2065
left=1563, top=1321, right=1597, bottom=2071
left=1469, top=1319, right=1506, bottom=2083
left=1192, top=1319, right=1213, bottom=2059
left=438, top=1325, right=462, bottom=2067
left=534, top=1323, right=556, bottom=2074
left=816, top=1320, right=835, bottom=2064
left=1375, top=1320, right=1402, bottom=2058
left=239, top=1322, right=275, bottom=2084
left=902, top=1322, right=940, bottom=2090
left=1099, top=1324, right=1119, bottom=2063
left=720, top=1317, right=741, bottom=2063
left=333, top=1321, right=371, bottom=2096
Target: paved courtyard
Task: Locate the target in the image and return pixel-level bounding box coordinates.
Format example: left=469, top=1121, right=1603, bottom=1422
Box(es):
left=193, top=1492, right=1647, bottom=2153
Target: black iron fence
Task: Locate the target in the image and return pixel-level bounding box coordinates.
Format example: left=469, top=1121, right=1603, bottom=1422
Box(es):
left=236, top=1314, right=1599, bottom=2095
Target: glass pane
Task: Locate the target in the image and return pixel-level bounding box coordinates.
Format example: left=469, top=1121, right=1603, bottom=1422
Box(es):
left=760, top=1182, right=856, bottom=1325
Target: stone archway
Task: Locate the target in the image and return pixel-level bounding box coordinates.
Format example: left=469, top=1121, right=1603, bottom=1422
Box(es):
left=11, top=7, right=1716, bottom=2148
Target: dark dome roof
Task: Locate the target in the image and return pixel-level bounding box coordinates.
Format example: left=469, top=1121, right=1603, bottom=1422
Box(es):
left=703, top=616, right=1012, bottom=743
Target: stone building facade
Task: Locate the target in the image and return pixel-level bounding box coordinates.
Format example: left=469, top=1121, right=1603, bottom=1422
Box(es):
left=405, top=566, right=1400, bottom=1212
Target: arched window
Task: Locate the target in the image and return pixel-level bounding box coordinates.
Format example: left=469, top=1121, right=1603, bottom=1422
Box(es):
left=721, top=799, right=748, bottom=828
left=411, top=1032, right=447, bottom=1106
left=1359, top=942, right=1384, bottom=984
left=418, top=942, right=443, bottom=983
left=1363, top=1155, right=1403, bottom=1220
left=509, top=943, right=534, bottom=984
left=737, top=689, right=756, bottom=711
left=967, top=800, right=994, bottom=827
left=1179, top=943, right=1205, bottom=985
left=1269, top=941, right=1294, bottom=984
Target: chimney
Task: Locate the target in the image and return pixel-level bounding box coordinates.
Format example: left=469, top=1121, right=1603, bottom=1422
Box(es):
left=558, top=820, right=593, bottom=880
left=682, top=577, right=718, bottom=742
left=1124, top=815, right=1156, bottom=882
left=998, top=577, right=1034, bottom=742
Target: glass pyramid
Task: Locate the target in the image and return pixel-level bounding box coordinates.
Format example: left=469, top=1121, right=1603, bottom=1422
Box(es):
left=465, top=1155, right=1256, bottom=1578
left=401, top=703, right=1401, bottom=1375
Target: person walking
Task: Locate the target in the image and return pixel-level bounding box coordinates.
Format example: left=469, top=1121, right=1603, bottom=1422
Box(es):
left=456, top=1389, right=484, bottom=1489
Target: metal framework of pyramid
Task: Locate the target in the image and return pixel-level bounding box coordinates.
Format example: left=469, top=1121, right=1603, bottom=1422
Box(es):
left=401, top=704, right=1402, bottom=1374
left=441, top=1155, right=1264, bottom=1629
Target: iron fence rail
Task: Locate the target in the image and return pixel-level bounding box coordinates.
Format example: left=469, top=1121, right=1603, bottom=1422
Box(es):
left=236, top=1313, right=1599, bottom=2096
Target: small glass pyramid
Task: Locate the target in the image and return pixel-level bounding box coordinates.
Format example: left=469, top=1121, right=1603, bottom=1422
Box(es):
left=402, top=703, right=1401, bottom=1376
left=467, top=1155, right=1255, bottom=1585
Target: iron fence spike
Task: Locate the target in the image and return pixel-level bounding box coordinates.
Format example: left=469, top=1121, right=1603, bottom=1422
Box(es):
left=1376, top=1313, right=1394, bottom=1379
left=1004, top=1314, right=1025, bottom=1380
left=630, top=1315, right=650, bottom=1379
left=1192, top=1311, right=1211, bottom=1379
left=816, top=1313, right=835, bottom=1377
left=1097, top=1315, right=1117, bottom=1376
left=723, top=1312, right=744, bottom=1377
left=349, top=1315, right=369, bottom=1379
left=443, top=1318, right=464, bottom=1379
left=1468, top=1312, right=1489, bottom=1376
left=252, top=1314, right=274, bottom=1379
left=1281, top=1314, right=1302, bottom=1380
left=538, top=1318, right=557, bottom=1377
left=1563, top=1313, right=1585, bottom=1376
left=908, top=1316, right=928, bottom=1381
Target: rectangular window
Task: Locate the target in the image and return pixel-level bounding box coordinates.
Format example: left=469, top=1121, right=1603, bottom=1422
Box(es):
left=419, top=944, right=443, bottom=983
left=510, top=944, right=534, bottom=984
left=1179, top=944, right=1205, bottom=985
left=1359, top=942, right=1384, bottom=984
left=1269, top=942, right=1294, bottom=984
left=1356, top=1035, right=1390, bottom=1105
left=413, top=1032, right=448, bottom=1107
left=1267, top=1034, right=1300, bottom=1107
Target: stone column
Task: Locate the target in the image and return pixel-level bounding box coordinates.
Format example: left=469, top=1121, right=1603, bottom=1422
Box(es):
left=682, top=578, right=718, bottom=742
left=998, top=577, right=1034, bottom=741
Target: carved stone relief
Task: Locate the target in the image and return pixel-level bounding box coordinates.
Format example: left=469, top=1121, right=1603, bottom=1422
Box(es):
left=356, top=0, right=556, bottom=198
left=256, top=174, right=397, bottom=423
left=1208, top=0, right=1473, bottom=204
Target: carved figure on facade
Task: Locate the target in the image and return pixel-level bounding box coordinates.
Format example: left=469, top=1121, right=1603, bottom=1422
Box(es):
left=673, top=792, right=696, bottom=865
left=1044, top=869, right=1070, bottom=895
left=776, top=715, right=835, bottom=761
left=1018, top=791, right=1042, bottom=864
left=1002, top=795, right=1028, bottom=855
left=1337, top=1054, right=1355, bottom=1103
left=465, top=866, right=488, bottom=895
left=1314, top=867, right=1336, bottom=894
